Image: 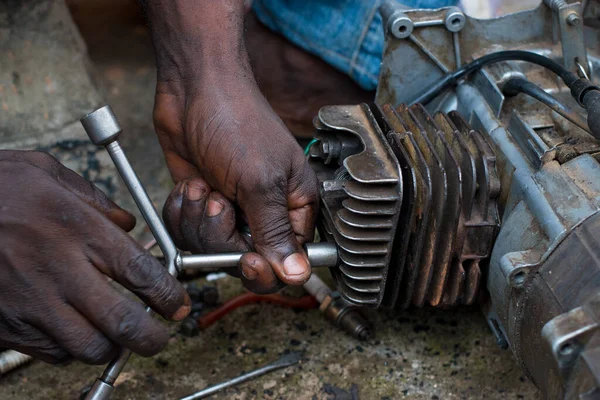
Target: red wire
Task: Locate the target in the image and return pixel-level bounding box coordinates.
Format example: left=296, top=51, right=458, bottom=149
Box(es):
left=197, top=292, right=318, bottom=330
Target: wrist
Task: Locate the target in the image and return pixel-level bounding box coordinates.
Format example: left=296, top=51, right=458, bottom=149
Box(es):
left=147, top=0, right=248, bottom=89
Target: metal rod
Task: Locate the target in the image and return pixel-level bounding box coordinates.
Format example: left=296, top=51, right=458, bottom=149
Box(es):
left=105, top=141, right=179, bottom=275
left=453, top=31, right=462, bottom=69
left=180, top=352, right=301, bottom=400
left=81, top=106, right=179, bottom=400
left=409, top=34, right=450, bottom=73
left=180, top=242, right=339, bottom=271
left=303, top=274, right=332, bottom=304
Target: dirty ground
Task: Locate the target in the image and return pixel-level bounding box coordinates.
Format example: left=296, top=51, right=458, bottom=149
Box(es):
left=0, top=1, right=541, bottom=399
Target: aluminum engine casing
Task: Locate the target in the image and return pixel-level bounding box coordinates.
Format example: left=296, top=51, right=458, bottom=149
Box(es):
left=310, top=1, right=600, bottom=398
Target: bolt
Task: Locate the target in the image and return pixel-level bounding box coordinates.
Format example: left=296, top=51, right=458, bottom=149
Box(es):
left=201, top=286, right=219, bottom=306
left=185, top=284, right=202, bottom=303
left=559, top=342, right=576, bottom=357
left=179, top=317, right=200, bottom=337
left=567, top=13, right=581, bottom=26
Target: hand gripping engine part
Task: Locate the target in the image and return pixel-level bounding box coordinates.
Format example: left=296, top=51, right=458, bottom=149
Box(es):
left=80, top=106, right=340, bottom=400
left=308, top=1, right=600, bottom=398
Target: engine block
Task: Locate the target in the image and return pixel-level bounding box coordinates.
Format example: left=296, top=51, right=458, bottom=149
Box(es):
left=310, top=0, right=600, bottom=398
left=310, top=103, right=500, bottom=309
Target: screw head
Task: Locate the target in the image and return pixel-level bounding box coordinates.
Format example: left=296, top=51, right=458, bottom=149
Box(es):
left=567, top=13, right=581, bottom=26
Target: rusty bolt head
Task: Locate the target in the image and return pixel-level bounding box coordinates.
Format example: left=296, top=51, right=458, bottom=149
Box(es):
left=567, top=13, right=581, bottom=26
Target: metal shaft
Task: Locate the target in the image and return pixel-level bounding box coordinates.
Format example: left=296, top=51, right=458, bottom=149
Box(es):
left=81, top=106, right=179, bottom=400
left=180, top=352, right=301, bottom=400
left=104, top=141, right=179, bottom=274
left=180, top=242, right=339, bottom=270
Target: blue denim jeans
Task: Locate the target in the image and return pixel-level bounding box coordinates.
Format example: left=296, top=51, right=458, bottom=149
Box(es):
left=253, top=0, right=458, bottom=91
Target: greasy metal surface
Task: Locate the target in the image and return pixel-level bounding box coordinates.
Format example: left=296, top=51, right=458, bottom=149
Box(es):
left=2, top=1, right=543, bottom=398
left=377, top=2, right=560, bottom=106
left=441, top=35, right=600, bottom=396
left=378, top=104, right=499, bottom=309
left=311, top=104, right=403, bottom=306
left=312, top=101, right=499, bottom=310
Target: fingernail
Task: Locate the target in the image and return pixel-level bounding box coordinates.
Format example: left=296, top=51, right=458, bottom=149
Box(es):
left=242, top=264, right=259, bottom=280
left=171, top=295, right=191, bottom=321
left=283, top=253, right=309, bottom=277
left=185, top=182, right=205, bottom=201
left=206, top=199, right=224, bottom=217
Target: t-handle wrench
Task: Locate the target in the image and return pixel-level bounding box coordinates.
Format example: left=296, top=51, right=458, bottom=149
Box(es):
left=80, top=105, right=338, bottom=400
left=81, top=105, right=181, bottom=400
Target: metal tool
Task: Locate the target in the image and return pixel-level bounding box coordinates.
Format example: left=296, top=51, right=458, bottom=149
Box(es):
left=180, top=241, right=338, bottom=270
left=0, top=350, right=32, bottom=375
left=304, top=275, right=373, bottom=341
left=180, top=352, right=302, bottom=400
left=80, top=105, right=338, bottom=400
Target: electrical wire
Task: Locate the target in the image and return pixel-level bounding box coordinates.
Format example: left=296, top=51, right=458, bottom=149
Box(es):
left=196, top=292, right=319, bottom=330
left=503, top=77, right=591, bottom=133
left=411, top=50, right=579, bottom=106
left=304, top=139, right=319, bottom=155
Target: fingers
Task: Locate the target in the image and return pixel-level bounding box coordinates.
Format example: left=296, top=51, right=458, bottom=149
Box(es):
left=83, top=213, right=190, bottom=321
left=238, top=252, right=283, bottom=294
left=29, top=302, right=118, bottom=365
left=163, top=181, right=189, bottom=250
left=9, top=151, right=136, bottom=232
left=287, top=158, right=320, bottom=244
left=65, top=265, right=171, bottom=357
left=242, top=180, right=312, bottom=286
left=165, top=178, right=284, bottom=293
left=52, top=159, right=136, bottom=232
left=164, top=178, right=250, bottom=254
left=3, top=325, right=72, bottom=365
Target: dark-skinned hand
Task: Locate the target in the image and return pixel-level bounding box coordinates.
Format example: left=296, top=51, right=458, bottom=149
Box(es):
left=0, top=151, right=190, bottom=365
left=147, top=0, right=319, bottom=293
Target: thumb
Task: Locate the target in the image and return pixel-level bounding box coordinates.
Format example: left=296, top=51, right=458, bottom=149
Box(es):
left=242, top=185, right=311, bottom=286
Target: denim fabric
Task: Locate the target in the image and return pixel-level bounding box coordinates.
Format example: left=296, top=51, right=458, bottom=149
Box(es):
left=252, top=0, right=458, bottom=91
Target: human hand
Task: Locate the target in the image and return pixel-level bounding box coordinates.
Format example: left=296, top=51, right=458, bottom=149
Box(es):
left=0, top=151, right=190, bottom=364
left=147, top=0, right=319, bottom=293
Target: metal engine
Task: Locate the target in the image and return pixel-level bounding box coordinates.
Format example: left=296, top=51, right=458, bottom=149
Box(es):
left=310, top=1, right=600, bottom=398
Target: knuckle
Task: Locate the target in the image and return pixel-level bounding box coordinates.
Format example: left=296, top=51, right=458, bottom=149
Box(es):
left=251, top=174, right=287, bottom=202
left=121, top=251, right=163, bottom=290
left=43, top=346, right=72, bottom=365
left=88, top=181, right=111, bottom=210
left=111, top=302, right=142, bottom=344
left=70, top=334, right=113, bottom=365
left=256, top=212, right=293, bottom=248
left=145, top=278, right=182, bottom=313
left=30, top=151, right=58, bottom=167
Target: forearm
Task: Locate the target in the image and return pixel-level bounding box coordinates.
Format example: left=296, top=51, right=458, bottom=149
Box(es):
left=146, top=0, right=250, bottom=88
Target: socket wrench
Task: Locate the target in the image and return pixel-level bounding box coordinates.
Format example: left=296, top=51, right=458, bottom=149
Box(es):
left=80, top=105, right=338, bottom=400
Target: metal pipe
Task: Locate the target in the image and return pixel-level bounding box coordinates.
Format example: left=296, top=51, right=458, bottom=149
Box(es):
left=180, top=242, right=339, bottom=271
left=105, top=140, right=179, bottom=275
left=180, top=352, right=301, bottom=400
left=81, top=106, right=179, bottom=400
left=303, top=274, right=332, bottom=304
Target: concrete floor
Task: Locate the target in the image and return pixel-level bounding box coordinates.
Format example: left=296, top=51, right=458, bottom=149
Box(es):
left=0, top=1, right=541, bottom=399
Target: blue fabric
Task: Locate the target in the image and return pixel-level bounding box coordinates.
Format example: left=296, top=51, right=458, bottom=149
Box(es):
left=253, top=0, right=459, bottom=91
